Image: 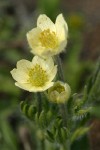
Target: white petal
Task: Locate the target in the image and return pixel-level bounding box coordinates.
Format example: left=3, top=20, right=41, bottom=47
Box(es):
left=32, top=56, right=54, bottom=71
left=17, top=59, right=33, bottom=71
left=15, top=81, right=53, bottom=92
left=31, top=46, right=46, bottom=58
left=49, top=91, right=59, bottom=103
left=48, top=65, right=57, bottom=81
left=55, top=14, right=68, bottom=41
left=15, top=82, right=41, bottom=92
left=26, top=27, right=41, bottom=50
left=30, top=87, right=44, bottom=92
left=58, top=91, right=69, bottom=103
left=29, top=82, right=54, bottom=92
left=59, top=40, right=67, bottom=51
left=15, top=82, right=33, bottom=91
left=45, top=57, right=54, bottom=68
left=11, top=69, right=28, bottom=83
left=65, top=83, right=71, bottom=94
left=37, top=14, right=56, bottom=32
left=31, top=46, right=57, bottom=59
left=43, top=57, right=55, bottom=72
left=32, top=55, right=45, bottom=64
left=38, top=49, right=55, bottom=58
left=42, top=82, right=54, bottom=91
left=32, top=55, right=46, bottom=69
left=54, top=40, right=67, bottom=55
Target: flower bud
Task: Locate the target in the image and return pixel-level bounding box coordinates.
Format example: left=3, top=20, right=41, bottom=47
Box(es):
left=48, top=81, right=71, bottom=103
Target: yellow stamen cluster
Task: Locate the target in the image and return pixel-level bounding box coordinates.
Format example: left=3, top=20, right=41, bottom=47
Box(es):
left=28, top=64, right=48, bottom=87
left=51, top=83, right=65, bottom=93
left=39, top=29, right=58, bottom=49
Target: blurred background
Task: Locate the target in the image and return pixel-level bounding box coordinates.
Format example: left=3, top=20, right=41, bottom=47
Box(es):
left=0, top=0, right=100, bottom=150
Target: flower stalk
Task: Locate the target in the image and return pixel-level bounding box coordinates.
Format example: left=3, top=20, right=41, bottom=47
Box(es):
left=41, top=139, right=45, bottom=150
left=36, top=92, right=42, bottom=115
left=55, top=55, right=65, bottom=81
left=61, top=142, right=70, bottom=150
left=55, top=55, right=68, bottom=126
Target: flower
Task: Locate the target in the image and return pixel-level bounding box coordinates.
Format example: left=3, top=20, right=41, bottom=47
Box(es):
left=10, top=56, right=57, bottom=92
left=48, top=81, right=71, bottom=103
left=27, top=14, right=68, bottom=58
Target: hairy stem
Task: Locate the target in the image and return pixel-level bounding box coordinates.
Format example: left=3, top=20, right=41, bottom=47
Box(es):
left=55, top=55, right=68, bottom=126
left=36, top=92, right=42, bottom=115
left=41, top=139, right=45, bottom=150
left=55, top=55, right=65, bottom=81
left=61, top=142, right=70, bottom=150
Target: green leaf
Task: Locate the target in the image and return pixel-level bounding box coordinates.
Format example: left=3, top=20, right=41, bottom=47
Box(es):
left=71, top=127, right=90, bottom=142
left=46, top=110, right=53, bottom=124
left=73, top=107, right=92, bottom=121
left=0, top=119, right=17, bottom=150
left=60, top=127, right=69, bottom=141
left=20, top=101, right=37, bottom=120
left=54, top=116, right=63, bottom=128
left=28, top=105, right=37, bottom=118
left=38, top=110, right=47, bottom=128
left=46, top=130, right=54, bottom=142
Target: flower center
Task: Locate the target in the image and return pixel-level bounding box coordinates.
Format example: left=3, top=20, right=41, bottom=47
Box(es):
left=28, top=64, right=48, bottom=87
left=39, top=29, right=58, bottom=49
left=52, top=83, right=65, bottom=93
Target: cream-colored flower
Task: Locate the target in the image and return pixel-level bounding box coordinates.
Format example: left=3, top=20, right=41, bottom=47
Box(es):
left=27, top=14, right=68, bottom=58
left=10, top=56, right=57, bottom=92
left=48, top=81, right=71, bottom=103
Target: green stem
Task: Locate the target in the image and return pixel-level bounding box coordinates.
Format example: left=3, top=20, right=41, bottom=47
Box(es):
left=36, top=92, right=42, bottom=115
left=41, top=139, right=45, bottom=150
left=61, top=140, right=70, bottom=150
left=55, top=55, right=65, bottom=81
left=60, top=104, right=67, bottom=126
left=55, top=55, right=68, bottom=126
